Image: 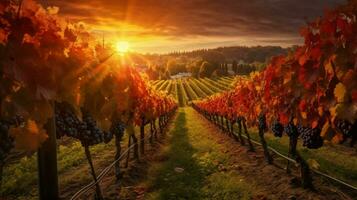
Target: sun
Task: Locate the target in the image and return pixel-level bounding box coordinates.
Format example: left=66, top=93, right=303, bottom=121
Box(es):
left=115, top=41, right=130, bottom=54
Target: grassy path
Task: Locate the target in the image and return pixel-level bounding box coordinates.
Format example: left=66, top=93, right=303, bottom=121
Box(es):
left=141, top=107, right=345, bottom=200
left=144, top=108, right=254, bottom=200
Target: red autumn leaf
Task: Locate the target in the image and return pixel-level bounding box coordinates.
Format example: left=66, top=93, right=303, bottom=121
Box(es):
left=299, top=100, right=307, bottom=111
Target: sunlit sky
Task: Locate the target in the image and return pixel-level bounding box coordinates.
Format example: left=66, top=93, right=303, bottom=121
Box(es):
left=44, top=0, right=345, bottom=53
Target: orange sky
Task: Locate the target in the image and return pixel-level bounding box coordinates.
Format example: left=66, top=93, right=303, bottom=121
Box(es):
left=42, top=0, right=345, bottom=53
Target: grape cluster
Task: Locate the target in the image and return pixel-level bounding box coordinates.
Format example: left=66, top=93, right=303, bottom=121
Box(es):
left=271, top=120, right=284, bottom=137
left=0, top=115, right=24, bottom=161
left=81, top=113, right=113, bottom=145
left=258, top=114, right=267, bottom=132
left=299, top=126, right=323, bottom=149
left=55, top=102, right=113, bottom=146
left=334, top=119, right=354, bottom=138
left=55, top=102, right=83, bottom=139
left=110, top=121, right=126, bottom=138
left=284, top=121, right=299, bottom=138
left=334, top=119, right=356, bottom=146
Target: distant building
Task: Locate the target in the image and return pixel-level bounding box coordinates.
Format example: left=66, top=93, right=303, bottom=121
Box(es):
left=170, top=72, right=192, bottom=79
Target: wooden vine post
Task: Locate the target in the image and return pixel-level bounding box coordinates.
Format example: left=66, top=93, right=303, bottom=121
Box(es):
left=229, top=118, right=239, bottom=142
left=225, top=116, right=231, bottom=136
left=241, top=119, right=254, bottom=151
left=258, top=127, right=273, bottom=164
left=128, top=118, right=139, bottom=160
left=37, top=102, right=59, bottom=200
left=230, top=120, right=235, bottom=138
left=286, top=121, right=313, bottom=188
left=111, top=118, right=124, bottom=181
left=297, top=153, right=313, bottom=188
left=286, top=129, right=298, bottom=174
left=230, top=120, right=240, bottom=142
left=114, top=130, right=122, bottom=180
left=140, top=117, right=145, bottom=155
left=236, top=117, right=245, bottom=146
left=257, top=114, right=273, bottom=164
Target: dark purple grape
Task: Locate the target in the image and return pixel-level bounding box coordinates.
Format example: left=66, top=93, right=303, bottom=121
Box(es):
left=110, top=121, right=126, bottom=138
left=271, top=120, right=283, bottom=137
left=299, top=126, right=323, bottom=149
left=55, top=102, right=112, bottom=147
left=284, top=121, right=299, bottom=138
left=334, top=119, right=354, bottom=138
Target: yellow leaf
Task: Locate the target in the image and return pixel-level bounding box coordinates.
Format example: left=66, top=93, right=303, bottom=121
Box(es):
left=301, top=112, right=307, bottom=119
left=293, top=118, right=298, bottom=125
left=329, top=105, right=337, bottom=121
left=324, top=60, right=334, bottom=75
left=321, top=121, right=330, bottom=137
left=334, top=83, right=346, bottom=103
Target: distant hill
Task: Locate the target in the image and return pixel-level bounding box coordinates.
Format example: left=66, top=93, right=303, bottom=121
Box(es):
left=165, top=46, right=290, bottom=63
left=135, top=45, right=293, bottom=80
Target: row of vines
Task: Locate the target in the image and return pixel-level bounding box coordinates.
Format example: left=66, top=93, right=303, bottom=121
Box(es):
left=153, top=76, right=235, bottom=106
left=0, top=1, right=177, bottom=199
left=193, top=1, right=357, bottom=189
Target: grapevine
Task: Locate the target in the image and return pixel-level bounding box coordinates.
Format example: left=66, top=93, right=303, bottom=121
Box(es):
left=271, top=120, right=284, bottom=137
left=299, top=126, right=323, bottom=149
left=0, top=1, right=177, bottom=198
left=193, top=0, right=357, bottom=189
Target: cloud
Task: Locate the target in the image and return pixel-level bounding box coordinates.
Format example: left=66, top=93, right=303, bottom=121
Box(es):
left=43, top=0, right=346, bottom=52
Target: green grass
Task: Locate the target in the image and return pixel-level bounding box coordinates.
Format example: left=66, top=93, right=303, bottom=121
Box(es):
left=215, top=117, right=357, bottom=186
left=1, top=122, right=160, bottom=199
left=1, top=140, right=115, bottom=197
left=145, top=108, right=254, bottom=200
left=241, top=127, right=357, bottom=186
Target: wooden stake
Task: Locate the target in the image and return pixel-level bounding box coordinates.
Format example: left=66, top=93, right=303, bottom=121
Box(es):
left=38, top=110, right=59, bottom=200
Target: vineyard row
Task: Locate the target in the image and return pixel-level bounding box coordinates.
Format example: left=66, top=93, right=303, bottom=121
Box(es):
left=152, top=76, right=236, bottom=106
